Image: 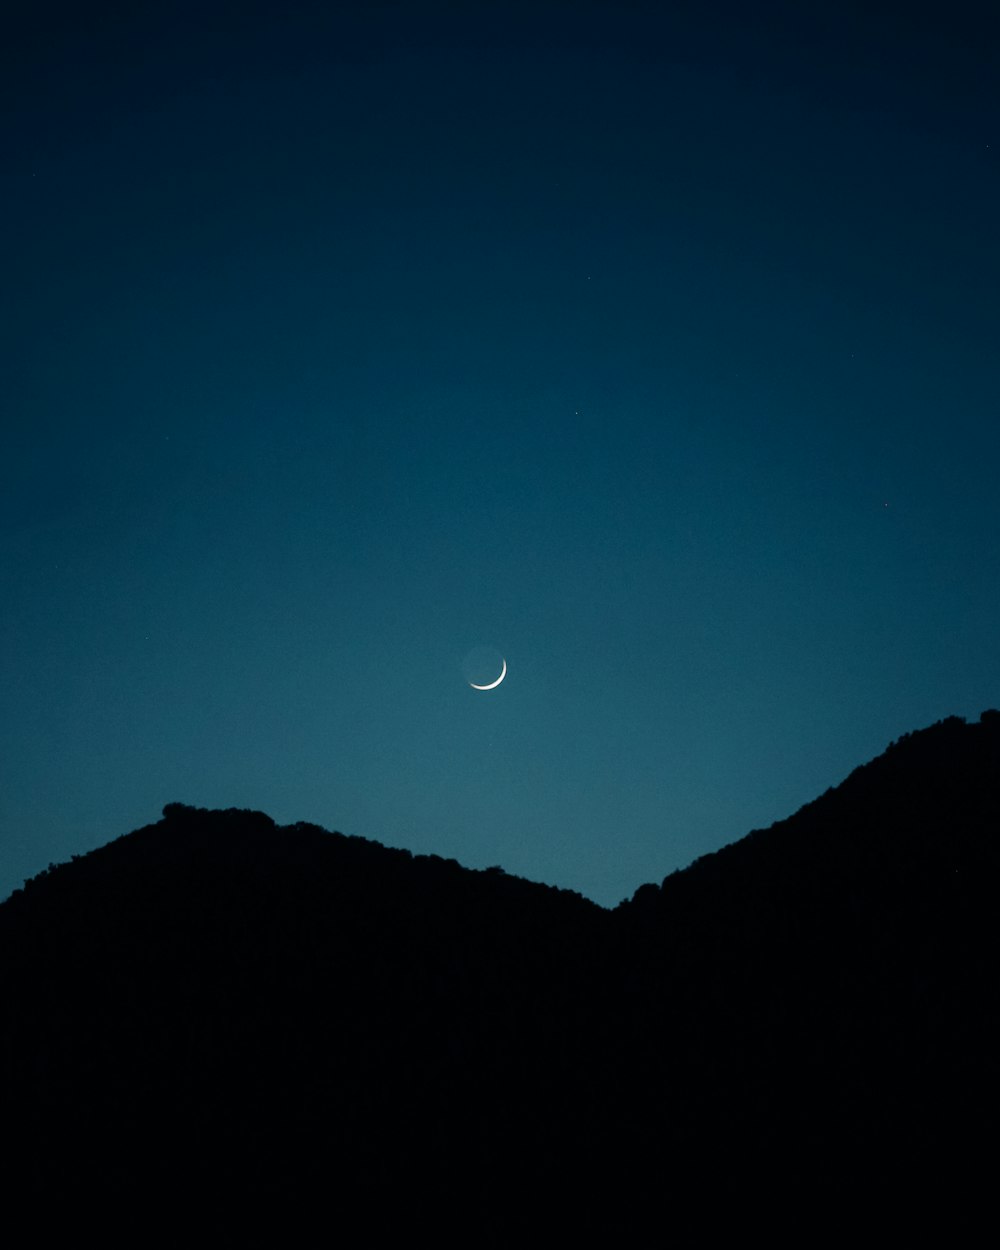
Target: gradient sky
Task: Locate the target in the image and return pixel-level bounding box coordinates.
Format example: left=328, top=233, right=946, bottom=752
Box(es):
left=3, top=2, right=998, bottom=907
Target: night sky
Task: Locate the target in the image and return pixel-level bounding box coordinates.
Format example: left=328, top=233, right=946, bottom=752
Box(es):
left=3, top=3, right=998, bottom=907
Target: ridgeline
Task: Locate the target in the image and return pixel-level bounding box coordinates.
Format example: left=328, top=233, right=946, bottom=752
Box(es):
left=2, top=712, right=997, bottom=1233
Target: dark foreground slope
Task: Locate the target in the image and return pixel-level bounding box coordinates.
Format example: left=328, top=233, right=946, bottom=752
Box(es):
left=615, top=711, right=1000, bottom=1199
left=0, top=809, right=610, bottom=1222
left=1, top=713, right=998, bottom=1231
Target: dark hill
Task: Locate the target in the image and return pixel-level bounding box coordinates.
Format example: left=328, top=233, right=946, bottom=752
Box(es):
left=1, top=712, right=998, bottom=1233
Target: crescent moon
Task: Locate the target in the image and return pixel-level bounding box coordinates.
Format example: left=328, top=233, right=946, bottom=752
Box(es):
left=469, top=657, right=507, bottom=690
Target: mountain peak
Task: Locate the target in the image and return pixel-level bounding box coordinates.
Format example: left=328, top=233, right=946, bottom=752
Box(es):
left=1, top=712, right=997, bottom=1229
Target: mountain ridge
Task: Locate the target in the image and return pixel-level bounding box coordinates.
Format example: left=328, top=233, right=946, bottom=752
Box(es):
left=1, top=710, right=997, bottom=1231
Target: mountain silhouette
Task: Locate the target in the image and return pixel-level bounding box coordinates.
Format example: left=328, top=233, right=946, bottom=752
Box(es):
left=2, top=712, right=997, bottom=1234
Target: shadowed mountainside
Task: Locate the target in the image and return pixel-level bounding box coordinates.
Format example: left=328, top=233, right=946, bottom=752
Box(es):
left=1, top=712, right=998, bottom=1231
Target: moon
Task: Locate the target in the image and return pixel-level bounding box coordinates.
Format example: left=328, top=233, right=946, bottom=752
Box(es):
left=469, top=657, right=507, bottom=691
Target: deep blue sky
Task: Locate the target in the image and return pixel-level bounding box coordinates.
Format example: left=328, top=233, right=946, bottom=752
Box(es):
left=3, top=2, right=998, bottom=906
